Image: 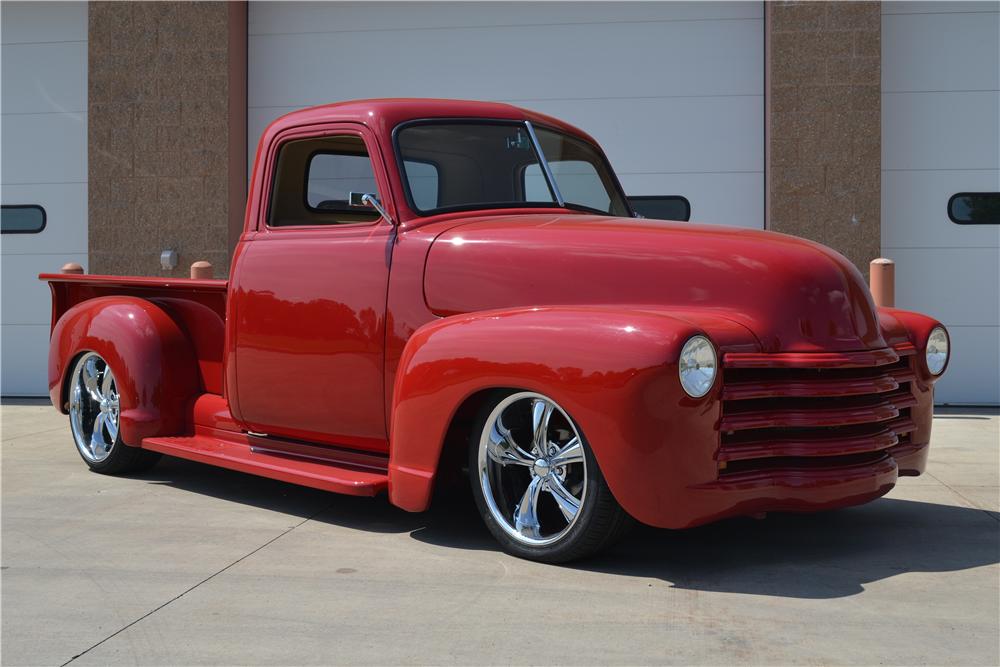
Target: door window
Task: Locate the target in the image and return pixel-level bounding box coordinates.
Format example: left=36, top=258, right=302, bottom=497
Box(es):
left=269, top=135, right=382, bottom=227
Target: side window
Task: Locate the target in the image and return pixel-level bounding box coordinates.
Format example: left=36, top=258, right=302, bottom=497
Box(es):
left=1, top=205, right=46, bottom=234
left=523, top=160, right=611, bottom=213
left=269, top=135, right=381, bottom=227
left=404, top=160, right=440, bottom=211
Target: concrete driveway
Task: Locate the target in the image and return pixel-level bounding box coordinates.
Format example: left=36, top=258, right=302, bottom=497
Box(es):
left=2, top=401, right=997, bottom=666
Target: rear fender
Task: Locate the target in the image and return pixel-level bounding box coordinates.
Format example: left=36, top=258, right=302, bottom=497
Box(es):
left=49, top=296, right=201, bottom=445
left=387, top=305, right=756, bottom=523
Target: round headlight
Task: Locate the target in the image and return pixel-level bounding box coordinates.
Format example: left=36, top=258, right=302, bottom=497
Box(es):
left=679, top=335, right=717, bottom=398
left=926, top=326, right=949, bottom=376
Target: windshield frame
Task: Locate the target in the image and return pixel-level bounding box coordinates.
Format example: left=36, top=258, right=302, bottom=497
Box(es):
left=391, top=117, right=634, bottom=218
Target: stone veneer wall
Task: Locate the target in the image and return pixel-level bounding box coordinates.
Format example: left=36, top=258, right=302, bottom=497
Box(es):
left=767, top=1, right=881, bottom=277
left=88, top=1, right=243, bottom=278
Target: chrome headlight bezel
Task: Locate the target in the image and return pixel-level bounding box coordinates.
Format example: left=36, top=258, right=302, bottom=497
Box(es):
left=925, top=326, right=949, bottom=376
left=678, top=335, right=717, bottom=398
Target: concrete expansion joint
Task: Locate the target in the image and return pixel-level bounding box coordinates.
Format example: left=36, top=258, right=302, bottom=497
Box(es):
left=58, top=501, right=334, bottom=667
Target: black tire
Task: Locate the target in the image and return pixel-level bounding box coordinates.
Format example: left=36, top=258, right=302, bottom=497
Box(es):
left=67, top=351, right=161, bottom=475
left=82, top=440, right=162, bottom=475
left=468, top=390, right=633, bottom=563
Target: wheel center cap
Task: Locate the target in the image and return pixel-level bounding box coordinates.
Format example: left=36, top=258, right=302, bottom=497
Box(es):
left=532, top=458, right=551, bottom=478
left=99, top=399, right=109, bottom=414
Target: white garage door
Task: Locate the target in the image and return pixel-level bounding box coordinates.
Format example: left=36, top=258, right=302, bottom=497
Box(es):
left=1, top=2, right=88, bottom=396
left=249, top=1, right=764, bottom=229
left=882, top=2, right=1000, bottom=405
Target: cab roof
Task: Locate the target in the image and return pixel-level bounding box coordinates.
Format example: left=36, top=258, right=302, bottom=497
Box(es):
left=263, top=98, right=597, bottom=146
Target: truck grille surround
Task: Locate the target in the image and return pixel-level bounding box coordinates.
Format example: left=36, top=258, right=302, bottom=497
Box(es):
left=717, top=346, right=918, bottom=477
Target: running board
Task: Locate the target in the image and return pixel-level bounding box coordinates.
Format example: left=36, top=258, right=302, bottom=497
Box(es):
left=141, top=431, right=388, bottom=496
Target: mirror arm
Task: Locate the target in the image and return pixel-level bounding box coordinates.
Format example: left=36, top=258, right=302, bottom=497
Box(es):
left=361, top=193, right=396, bottom=225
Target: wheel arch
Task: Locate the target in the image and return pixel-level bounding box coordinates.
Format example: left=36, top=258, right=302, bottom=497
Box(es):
left=386, top=305, right=734, bottom=518
left=49, top=296, right=201, bottom=445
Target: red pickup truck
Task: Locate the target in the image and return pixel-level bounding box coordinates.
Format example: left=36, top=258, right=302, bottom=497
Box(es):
left=42, top=99, right=950, bottom=562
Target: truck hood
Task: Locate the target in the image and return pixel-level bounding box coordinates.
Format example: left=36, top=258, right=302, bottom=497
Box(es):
left=423, top=213, right=886, bottom=353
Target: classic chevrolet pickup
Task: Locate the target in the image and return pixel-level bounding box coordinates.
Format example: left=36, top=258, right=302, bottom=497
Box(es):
left=42, top=99, right=950, bottom=562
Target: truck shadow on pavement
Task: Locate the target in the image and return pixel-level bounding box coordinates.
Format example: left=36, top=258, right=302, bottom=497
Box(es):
left=136, top=456, right=999, bottom=600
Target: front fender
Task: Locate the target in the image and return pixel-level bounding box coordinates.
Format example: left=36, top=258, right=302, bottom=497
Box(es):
left=49, top=296, right=200, bottom=445
left=877, top=306, right=947, bottom=473
left=387, top=305, right=757, bottom=524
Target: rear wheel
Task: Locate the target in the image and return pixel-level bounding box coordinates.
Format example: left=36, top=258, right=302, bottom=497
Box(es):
left=469, top=391, right=632, bottom=563
left=68, top=352, right=160, bottom=474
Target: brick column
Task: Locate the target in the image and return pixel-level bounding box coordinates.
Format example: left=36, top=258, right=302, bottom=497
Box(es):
left=88, top=1, right=246, bottom=277
left=766, top=1, right=881, bottom=278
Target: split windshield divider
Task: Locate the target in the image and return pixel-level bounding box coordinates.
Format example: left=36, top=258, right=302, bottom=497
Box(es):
left=524, top=120, right=565, bottom=208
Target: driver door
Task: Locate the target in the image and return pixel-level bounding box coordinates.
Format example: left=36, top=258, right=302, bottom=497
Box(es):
left=232, top=125, right=394, bottom=453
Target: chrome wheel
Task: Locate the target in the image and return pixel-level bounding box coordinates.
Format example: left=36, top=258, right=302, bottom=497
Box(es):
left=477, top=392, right=587, bottom=547
left=69, top=352, right=120, bottom=463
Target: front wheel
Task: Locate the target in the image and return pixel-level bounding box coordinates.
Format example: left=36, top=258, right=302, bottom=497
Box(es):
left=469, top=391, right=632, bottom=563
left=68, top=352, right=160, bottom=474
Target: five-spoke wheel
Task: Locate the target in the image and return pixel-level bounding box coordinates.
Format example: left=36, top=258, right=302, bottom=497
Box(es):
left=470, top=391, right=632, bottom=562
left=67, top=352, right=159, bottom=473
left=70, top=352, right=120, bottom=463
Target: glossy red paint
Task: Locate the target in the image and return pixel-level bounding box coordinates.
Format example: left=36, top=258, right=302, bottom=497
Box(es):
left=45, top=295, right=201, bottom=444
left=41, top=99, right=948, bottom=532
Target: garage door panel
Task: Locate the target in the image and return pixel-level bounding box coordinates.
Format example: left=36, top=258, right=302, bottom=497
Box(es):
left=250, top=1, right=763, bottom=36
left=931, top=326, right=1000, bottom=406
left=1, top=253, right=87, bottom=326
left=249, top=18, right=762, bottom=107
left=515, top=96, right=762, bottom=175
left=0, top=112, right=87, bottom=185
left=1, top=41, right=86, bottom=115
left=888, top=247, right=999, bottom=327
left=1, top=4, right=87, bottom=396
left=1, top=183, right=87, bottom=254
left=883, top=11, right=1000, bottom=93
left=881, top=170, right=1000, bottom=249
left=0, top=1, right=86, bottom=44
left=0, top=325, right=50, bottom=396
left=883, top=2, right=999, bottom=15
left=618, top=172, right=762, bottom=229
left=883, top=91, right=999, bottom=171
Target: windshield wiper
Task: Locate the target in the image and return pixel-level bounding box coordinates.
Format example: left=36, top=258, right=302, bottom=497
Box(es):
left=561, top=202, right=613, bottom=216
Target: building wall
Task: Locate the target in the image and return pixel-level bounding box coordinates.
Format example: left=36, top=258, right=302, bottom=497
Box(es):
left=88, top=1, right=243, bottom=278
left=4, top=0, right=995, bottom=402
left=1, top=2, right=89, bottom=395
left=767, top=1, right=882, bottom=276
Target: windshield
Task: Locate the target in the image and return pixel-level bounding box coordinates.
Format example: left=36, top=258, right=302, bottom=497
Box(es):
left=395, top=121, right=630, bottom=216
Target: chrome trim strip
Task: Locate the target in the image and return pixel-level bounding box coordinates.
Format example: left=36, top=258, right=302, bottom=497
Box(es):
left=524, top=120, right=564, bottom=207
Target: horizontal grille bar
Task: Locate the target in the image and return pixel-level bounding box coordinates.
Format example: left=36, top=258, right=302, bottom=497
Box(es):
left=722, top=365, right=915, bottom=400
left=723, top=347, right=902, bottom=369
left=718, top=418, right=916, bottom=462
left=720, top=451, right=893, bottom=478
left=720, top=389, right=916, bottom=432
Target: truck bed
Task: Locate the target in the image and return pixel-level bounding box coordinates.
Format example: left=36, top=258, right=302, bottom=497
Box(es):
left=41, top=273, right=228, bottom=395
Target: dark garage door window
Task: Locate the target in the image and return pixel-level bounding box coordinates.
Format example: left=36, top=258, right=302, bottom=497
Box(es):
left=627, top=196, right=691, bottom=222
left=948, top=193, right=1000, bottom=225
left=1, top=205, right=46, bottom=234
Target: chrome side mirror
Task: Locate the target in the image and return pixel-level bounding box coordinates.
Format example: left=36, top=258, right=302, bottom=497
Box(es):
left=349, top=192, right=394, bottom=225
